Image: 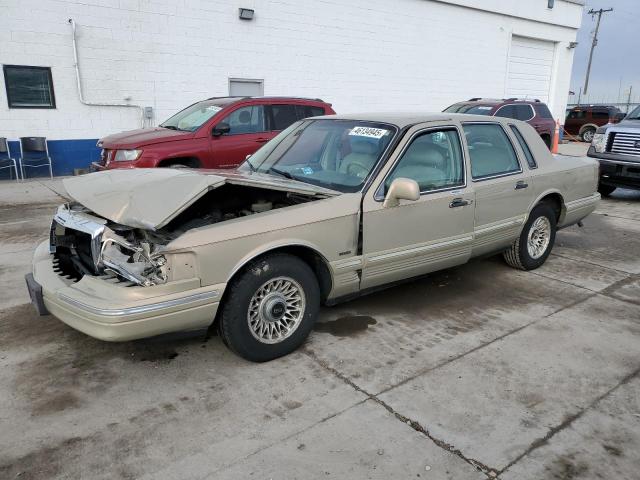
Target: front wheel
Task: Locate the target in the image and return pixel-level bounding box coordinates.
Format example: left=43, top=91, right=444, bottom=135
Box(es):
left=581, top=127, right=596, bottom=143
left=218, top=253, right=320, bottom=362
left=503, top=203, right=557, bottom=271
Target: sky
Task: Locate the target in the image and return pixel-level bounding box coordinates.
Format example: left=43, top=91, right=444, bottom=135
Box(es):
left=569, top=0, right=639, bottom=105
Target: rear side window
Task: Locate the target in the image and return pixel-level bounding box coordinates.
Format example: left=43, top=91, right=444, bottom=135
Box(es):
left=495, top=105, right=517, bottom=119
left=567, top=109, right=585, bottom=119
left=496, top=104, right=533, bottom=121
left=509, top=125, right=537, bottom=169
left=534, top=104, right=553, bottom=119
left=462, top=123, right=521, bottom=179
left=270, top=104, right=299, bottom=131
left=296, top=105, right=326, bottom=119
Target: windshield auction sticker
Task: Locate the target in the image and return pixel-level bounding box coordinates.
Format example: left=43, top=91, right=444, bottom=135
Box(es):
left=349, top=126, right=389, bottom=139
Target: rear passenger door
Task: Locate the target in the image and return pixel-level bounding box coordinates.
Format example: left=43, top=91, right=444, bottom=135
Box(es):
left=461, top=122, right=534, bottom=256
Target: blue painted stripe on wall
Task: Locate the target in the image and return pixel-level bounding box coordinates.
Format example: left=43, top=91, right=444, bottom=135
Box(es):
left=3, top=139, right=100, bottom=178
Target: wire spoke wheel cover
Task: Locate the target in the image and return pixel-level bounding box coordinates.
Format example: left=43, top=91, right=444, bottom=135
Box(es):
left=247, top=276, right=306, bottom=344
left=527, top=216, right=551, bottom=259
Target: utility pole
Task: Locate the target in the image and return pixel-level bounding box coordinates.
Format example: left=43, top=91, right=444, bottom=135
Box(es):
left=583, top=8, right=613, bottom=94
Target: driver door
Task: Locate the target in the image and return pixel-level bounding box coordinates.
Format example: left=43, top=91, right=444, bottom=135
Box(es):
left=210, top=105, right=269, bottom=168
left=361, top=124, right=475, bottom=289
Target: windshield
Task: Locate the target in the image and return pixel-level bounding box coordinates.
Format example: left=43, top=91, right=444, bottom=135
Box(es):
left=160, top=101, right=224, bottom=131
left=239, top=119, right=397, bottom=193
left=444, top=104, right=494, bottom=115
left=626, top=105, right=640, bottom=120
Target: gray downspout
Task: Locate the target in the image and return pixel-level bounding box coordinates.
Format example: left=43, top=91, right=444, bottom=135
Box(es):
left=68, top=18, right=145, bottom=128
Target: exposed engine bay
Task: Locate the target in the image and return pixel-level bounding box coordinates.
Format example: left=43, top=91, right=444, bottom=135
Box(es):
left=50, top=185, right=319, bottom=286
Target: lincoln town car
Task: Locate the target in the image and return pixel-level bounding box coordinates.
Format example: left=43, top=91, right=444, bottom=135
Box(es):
left=26, top=114, right=600, bottom=361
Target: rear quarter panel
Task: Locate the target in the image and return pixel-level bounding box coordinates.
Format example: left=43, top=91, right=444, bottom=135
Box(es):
left=520, top=123, right=598, bottom=216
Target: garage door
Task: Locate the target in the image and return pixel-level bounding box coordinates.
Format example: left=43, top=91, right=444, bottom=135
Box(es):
left=506, top=36, right=554, bottom=103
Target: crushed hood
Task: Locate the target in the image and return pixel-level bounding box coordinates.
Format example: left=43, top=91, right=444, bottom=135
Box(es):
left=63, top=168, right=338, bottom=230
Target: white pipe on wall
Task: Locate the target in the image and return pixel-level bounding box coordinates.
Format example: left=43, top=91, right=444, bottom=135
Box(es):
left=68, top=18, right=145, bottom=128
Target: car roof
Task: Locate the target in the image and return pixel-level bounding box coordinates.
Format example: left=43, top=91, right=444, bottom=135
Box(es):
left=452, top=98, right=544, bottom=106
left=311, top=112, right=518, bottom=128
left=204, top=96, right=328, bottom=104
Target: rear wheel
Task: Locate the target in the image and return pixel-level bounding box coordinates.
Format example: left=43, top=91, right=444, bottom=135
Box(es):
left=219, top=254, right=320, bottom=362
left=581, top=127, right=596, bottom=143
left=503, top=203, right=557, bottom=271
left=597, top=183, right=616, bottom=197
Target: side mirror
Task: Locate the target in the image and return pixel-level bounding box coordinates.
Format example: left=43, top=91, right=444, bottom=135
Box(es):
left=383, top=178, right=420, bottom=208
left=212, top=122, right=231, bottom=137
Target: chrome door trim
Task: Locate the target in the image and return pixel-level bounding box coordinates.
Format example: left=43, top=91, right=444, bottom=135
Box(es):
left=368, top=235, right=473, bottom=263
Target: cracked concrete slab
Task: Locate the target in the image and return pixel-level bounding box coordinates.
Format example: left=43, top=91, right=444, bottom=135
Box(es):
left=377, top=295, right=640, bottom=471
left=307, top=259, right=590, bottom=394
left=502, top=376, right=640, bottom=480
left=0, top=307, right=366, bottom=479
left=534, top=253, right=630, bottom=292
left=210, top=400, right=486, bottom=480
left=553, top=214, right=640, bottom=274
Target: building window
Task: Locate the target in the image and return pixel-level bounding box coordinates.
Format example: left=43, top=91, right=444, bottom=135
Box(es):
left=3, top=65, right=56, bottom=109
left=228, top=78, right=264, bottom=97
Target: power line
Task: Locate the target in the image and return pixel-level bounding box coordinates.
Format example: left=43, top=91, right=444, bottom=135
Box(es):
left=583, top=7, right=613, bottom=95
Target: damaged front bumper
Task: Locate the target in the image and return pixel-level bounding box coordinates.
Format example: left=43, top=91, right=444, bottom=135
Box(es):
left=51, top=204, right=167, bottom=286
left=29, top=240, right=223, bottom=341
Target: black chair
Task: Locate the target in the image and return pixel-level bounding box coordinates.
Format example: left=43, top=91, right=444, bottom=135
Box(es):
left=0, top=137, right=19, bottom=182
left=19, top=137, right=53, bottom=179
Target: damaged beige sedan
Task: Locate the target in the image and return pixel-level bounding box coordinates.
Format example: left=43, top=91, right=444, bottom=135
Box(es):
left=27, top=114, right=600, bottom=361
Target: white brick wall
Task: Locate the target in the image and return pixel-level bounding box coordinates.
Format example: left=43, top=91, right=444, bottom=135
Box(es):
left=0, top=0, right=583, bottom=139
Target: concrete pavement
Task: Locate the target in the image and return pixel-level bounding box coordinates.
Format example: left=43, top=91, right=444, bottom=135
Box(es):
left=1, top=161, right=640, bottom=479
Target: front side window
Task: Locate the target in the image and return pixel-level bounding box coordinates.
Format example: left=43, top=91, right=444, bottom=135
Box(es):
left=509, top=125, right=537, bottom=169
left=384, top=129, right=464, bottom=194
left=463, top=123, right=521, bottom=179
left=3, top=65, right=55, bottom=109
left=270, top=104, right=299, bottom=131
left=222, top=105, right=266, bottom=135
left=592, top=110, right=609, bottom=119
left=241, top=120, right=396, bottom=192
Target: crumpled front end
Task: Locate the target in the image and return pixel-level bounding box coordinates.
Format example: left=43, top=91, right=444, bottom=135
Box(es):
left=50, top=203, right=169, bottom=287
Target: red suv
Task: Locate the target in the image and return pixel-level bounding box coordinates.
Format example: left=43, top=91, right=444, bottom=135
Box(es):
left=444, top=98, right=556, bottom=149
left=94, top=97, right=335, bottom=170
left=564, top=105, right=625, bottom=142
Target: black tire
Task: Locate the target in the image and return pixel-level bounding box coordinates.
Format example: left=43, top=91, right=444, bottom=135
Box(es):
left=597, top=183, right=616, bottom=197
left=219, top=253, right=320, bottom=362
left=503, top=203, right=557, bottom=271
left=581, top=127, right=596, bottom=143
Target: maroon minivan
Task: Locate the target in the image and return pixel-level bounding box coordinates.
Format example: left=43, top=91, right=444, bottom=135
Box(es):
left=444, top=98, right=556, bottom=149
left=94, top=97, right=335, bottom=170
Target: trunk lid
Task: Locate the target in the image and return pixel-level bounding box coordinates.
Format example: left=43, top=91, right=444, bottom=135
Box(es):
left=63, top=168, right=338, bottom=230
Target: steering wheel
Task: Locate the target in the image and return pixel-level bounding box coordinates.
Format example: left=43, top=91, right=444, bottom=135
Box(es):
left=346, top=160, right=370, bottom=179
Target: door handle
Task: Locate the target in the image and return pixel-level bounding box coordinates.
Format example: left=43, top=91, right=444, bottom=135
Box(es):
left=449, top=198, right=471, bottom=208
left=255, top=138, right=269, bottom=143
left=515, top=180, right=529, bottom=190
